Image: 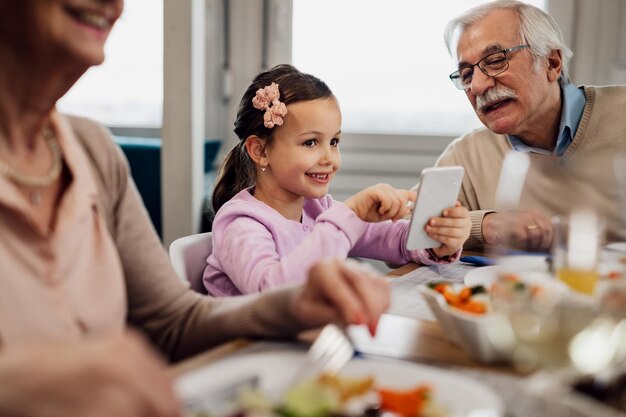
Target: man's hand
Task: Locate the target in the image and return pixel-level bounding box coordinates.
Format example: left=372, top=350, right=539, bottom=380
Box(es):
left=482, top=209, right=553, bottom=251
left=0, top=332, right=181, bottom=417
left=290, top=259, right=390, bottom=337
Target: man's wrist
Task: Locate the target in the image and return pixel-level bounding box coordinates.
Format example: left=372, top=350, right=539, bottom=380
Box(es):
left=470, top=210, right=496, bottom=244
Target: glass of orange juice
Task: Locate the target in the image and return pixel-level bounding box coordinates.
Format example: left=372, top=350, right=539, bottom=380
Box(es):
left=552, top=211, right=604, bottom=295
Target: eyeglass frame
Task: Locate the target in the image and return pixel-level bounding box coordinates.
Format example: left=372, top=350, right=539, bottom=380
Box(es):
left=449, top=44, right=530, bottom=90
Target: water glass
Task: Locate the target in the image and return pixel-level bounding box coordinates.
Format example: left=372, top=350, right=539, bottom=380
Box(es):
left=552, top=211, right=604, bottom=295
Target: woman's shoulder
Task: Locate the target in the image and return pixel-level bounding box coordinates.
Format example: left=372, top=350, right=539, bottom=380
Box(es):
left=62, top=114, right=127, bottom=176
left=64, top=114, right=118, bottom=152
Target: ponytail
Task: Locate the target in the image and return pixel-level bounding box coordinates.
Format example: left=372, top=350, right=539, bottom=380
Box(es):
left=212, top=141, right=256, bottom=212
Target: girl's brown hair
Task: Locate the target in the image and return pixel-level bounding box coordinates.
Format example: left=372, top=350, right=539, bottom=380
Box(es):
left=212, top=64, right=333, bottom=212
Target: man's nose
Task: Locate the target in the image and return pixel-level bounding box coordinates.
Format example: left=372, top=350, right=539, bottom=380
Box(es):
left=469, top=69, right=496, bottom=97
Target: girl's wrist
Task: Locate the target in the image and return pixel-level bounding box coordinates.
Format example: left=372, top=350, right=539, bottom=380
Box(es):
left=430, top=247, right=453, bottom=259
left=343, top=198, right=358, bottom=215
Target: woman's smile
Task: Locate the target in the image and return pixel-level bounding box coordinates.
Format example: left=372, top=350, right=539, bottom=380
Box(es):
left=63, top=3, right=117, bottom=40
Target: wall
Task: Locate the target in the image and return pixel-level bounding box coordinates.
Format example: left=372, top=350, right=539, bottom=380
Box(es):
left=550, top=0, right=626, bottom=85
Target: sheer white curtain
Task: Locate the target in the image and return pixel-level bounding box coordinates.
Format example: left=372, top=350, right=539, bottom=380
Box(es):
left=58, top=0, right=163, bottom=128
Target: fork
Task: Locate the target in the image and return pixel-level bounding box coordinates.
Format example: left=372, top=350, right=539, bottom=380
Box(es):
left=291, top=324, right=355, bottom=385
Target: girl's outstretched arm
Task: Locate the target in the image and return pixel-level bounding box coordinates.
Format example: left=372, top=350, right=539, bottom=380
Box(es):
left=208, top=201, right=371, bottom=294
left=344, top=183, right=416, bottom=223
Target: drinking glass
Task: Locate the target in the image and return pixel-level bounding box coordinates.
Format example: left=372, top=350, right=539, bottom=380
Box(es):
left=552, top=210, right=604, bottom=295
left=490, top=274, right=597, bottom=372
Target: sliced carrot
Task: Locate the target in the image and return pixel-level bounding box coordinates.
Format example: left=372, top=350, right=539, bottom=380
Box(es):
left=458, top=287, right=472, bottom=302
left=378, top=386, right=431, bottom=417
left=456, top=300, right=487, bottom=314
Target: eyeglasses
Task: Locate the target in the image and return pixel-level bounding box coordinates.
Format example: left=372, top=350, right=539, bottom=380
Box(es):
left=449, top=44, right=530, bottom=90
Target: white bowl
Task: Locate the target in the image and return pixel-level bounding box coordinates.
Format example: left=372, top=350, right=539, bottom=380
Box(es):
left=418, top=285, right=512, bottom=363
left=604, top=242, right=626, bottom=254
left=420, top=273, right=584, bottom=364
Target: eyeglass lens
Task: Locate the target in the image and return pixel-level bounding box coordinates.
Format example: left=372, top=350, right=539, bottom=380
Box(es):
left=450, top=45, right=529, bottom=90
left=455, top=51, right=508, bottom=89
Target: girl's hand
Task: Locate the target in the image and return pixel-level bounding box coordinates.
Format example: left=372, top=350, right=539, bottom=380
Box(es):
left=425, top=202, right=471, bottom=258
left=344, top=183, right=416, bottom=223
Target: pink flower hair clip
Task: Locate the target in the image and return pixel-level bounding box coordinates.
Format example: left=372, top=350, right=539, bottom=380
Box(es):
left=252, top=82, right=288, bottom=128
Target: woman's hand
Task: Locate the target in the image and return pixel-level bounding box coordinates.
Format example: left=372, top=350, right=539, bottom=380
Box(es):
left=344, top=183, right=416, bottom=222
left=0, top=332, right=181, bottom=417
left=290, top=259, right=390, bottom=336
left=426, top=202, right=471, bottom=258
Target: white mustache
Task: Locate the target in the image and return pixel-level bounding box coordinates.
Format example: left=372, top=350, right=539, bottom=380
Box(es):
left=476, top=86, right=518, bottom=112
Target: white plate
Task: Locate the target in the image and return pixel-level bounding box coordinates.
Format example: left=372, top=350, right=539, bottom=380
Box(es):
left=464, top=267, right=595, bottom=309
left=464, top=267, right=569, bottom=293
left=604, top=242, right=626, bottom=255
left=464, top=265, right=504, bottom=287
left=464, top=255, right=549, bottom=288
left=176, top=350, right=504, bottom=416
left=464, top=265, right=554, bottom=287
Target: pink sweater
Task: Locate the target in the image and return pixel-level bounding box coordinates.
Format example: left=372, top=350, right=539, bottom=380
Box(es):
left=203, top=189, right=460, bottom=296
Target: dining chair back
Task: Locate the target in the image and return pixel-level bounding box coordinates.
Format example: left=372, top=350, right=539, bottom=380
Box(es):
left=169, top=232, right=212, bottom=294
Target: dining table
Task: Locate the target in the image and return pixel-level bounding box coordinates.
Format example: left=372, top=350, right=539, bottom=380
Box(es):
left=170, top=259, right=624, bottom=417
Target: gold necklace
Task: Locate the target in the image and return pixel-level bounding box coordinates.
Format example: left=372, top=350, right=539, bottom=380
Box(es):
left=0, top=128, right=63, bottom=205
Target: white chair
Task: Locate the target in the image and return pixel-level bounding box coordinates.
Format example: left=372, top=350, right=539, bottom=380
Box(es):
left=169, top=232, right=212, bottom=294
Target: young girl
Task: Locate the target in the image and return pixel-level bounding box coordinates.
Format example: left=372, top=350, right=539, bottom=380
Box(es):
left=204, top=64, right=471, bottom=296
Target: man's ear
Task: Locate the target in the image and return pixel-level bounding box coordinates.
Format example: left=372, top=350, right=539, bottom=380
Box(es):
left=244, top=135, right=268, bottom=166
left=546, top=49, right=563, bottom=82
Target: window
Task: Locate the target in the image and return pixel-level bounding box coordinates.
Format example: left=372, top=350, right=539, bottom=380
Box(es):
left=58, top=0, right=163, bottom=128
left=292, top=0, right=546, bottom=136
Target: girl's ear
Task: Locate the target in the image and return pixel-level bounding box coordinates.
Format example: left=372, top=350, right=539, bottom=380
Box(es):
left=244, top=135, right=268, bottom=166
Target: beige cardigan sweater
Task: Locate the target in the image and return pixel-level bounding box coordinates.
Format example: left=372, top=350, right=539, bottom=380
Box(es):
left=69, top=115, right=304, bottom=361
left=436, top=85, right=626, bottom=247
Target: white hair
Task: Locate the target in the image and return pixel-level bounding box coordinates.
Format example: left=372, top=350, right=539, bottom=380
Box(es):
left=444, top=0, right=573, bottom=86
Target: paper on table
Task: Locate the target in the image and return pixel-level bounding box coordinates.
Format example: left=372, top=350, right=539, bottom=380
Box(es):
left=387, top=263, right=475, bottom=321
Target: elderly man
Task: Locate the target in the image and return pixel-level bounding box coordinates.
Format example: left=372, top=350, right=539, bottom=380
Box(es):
left=437, top=0, right=626, bottom=251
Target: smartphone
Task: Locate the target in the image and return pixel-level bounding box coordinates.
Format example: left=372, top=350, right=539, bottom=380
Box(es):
left=406, top=166, right=465, bottom=250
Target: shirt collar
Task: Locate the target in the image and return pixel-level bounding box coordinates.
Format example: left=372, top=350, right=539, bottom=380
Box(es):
left=51, top=111, right=99, bottom=201
left=507, top=83, right=586, bottom=156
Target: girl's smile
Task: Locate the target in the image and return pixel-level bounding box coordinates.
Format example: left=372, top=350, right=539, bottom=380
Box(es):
left=305, top=172, right=332, bottom=184
left=252, top=96, right=342, bottom=220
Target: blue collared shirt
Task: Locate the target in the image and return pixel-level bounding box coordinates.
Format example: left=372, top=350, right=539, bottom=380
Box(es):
left=507, top=83, right=586, bottom=156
